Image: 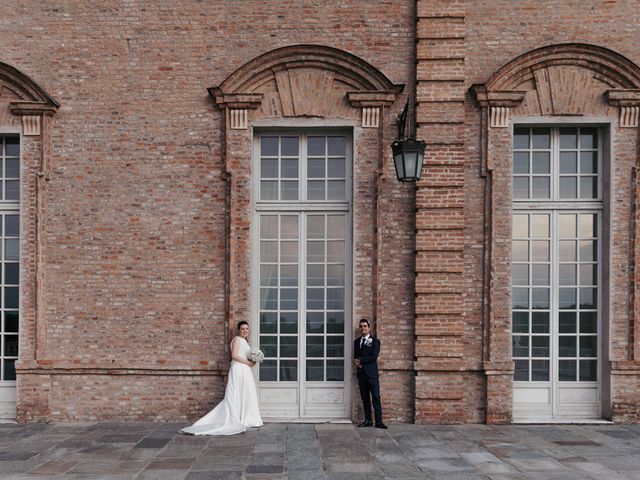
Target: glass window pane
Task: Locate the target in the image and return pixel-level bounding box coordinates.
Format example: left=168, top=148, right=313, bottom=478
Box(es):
left=307, top=215, right=325, bottom=239
left=327, top=265, right=345, bottom=286
left=513, top=152, right=529, bottom=174
left=260, top=216, right=278, bottom=238
left=532, top=128, right=550, bottom=148
left=513, top=215, right=529, bottom=237
left=579, top=312, right=597, bottom=334
left=4, top=312, right=18, bottom=333
left=532, top=312, right=550, bottom=333
left=327, top=136, right=346, bottom=156
left=532, top=336, right=549, bottom=357
left=281, top=181, right=298, bottom=200
left=579, top=287, right=597, bottom=309
left=580, top=151, right=597, bottom=174
left=4, top=263, right=18, bottom=285
left=260, top=360, right=278, bottom=381
left=280, top=336, right=298, bottom=358
left=559, top=360, right=577, bottom=381
left=532, top=177, right=550, bottom=199
left=3, top=359, right=16, bottom=381
left=559, top=288, right=577, bottom=309
left=306, top=312, right=324, bottom=334
left=307, top=241, right=324, bottom=262
left=260, top=336, right=277, bottom=357
left=512, top=335, right=529, bottom=357
left=579, top=336, right=597, bottom=357
left=559, top=152, right=577, bottom=174
left=261, top=181, right=278, bottom=200
left=559, top=312, right=577, bottom=333
left=559, top=214, right=577, bottom=238
left=281, top=159, right=298, bottom=178
left=531, top=241, right=549, bottom=261
left=260, top=312, right=277, bottom=334
left=513, top=177, right=529, bottom=199
left=4, top=335, right=18, bottom=356
left=327, top=180, right=345, bottom=200
left=531, top=264, right=549, bottom=286
left=307, top=137, right=325, bottom=156
left=260, top=241, right=278, bottom=262
left=512, top=264, right=528, bottom=286
left=307, top=265, right=324, bottom=286
left=327, top=241, right=345, bottom=262
left=531, top=215, right=549, bottom=237
left=308, top=159, right=325, bottom=178
left=3, top=287, right=17, bottom=309
left=326, top=359, right=344, bottom=381
left=559, top=264, right=576, bottom=286
left=6, top=181, right=19, bottom=201
left=327, top=336, right=344, bottom=357
left=5, top=137, right=19, bottom=156
left=512, top=312, right=529, bottom=333
left=580, top=128, right=598, bottom=149
left=260, top=137, right=278, bottom=156
left=579, top=214, right=597, bottom=238
left=261, top=159, right=278, bottom=178
left=513, top=128, right=529, bottom=149
left=280, top=288, right=298, bottom=310
left=514, top=359, right=529, bottom=381
left=280, top=360, right=297, bottom=381
left=306, top=288, right=324, bottom=310
left=306, top=359, right=324, bottom=381
left=327, top=216, right=345, bottom=239
left=280, top=241, right=298, bottom=263
left=579, top=264, right=597, bottom=286
left=281, top=137, right=299, bottom=156
left=326, top=312, right=344, bottom=333
left=328, top=158, right=346, bottom=178
left=326, top=288, right=344, bottom=310
left=260, top=288, right=277, bottom=310
left=559, top=177, right=577, bottom=199
left=307, top=180, right=325, bottom=200
left=532, top=152, right=550, bottom=174
left=559, top=336, right=577, bottom=357
left=580, top=177, right=597, bottom=199
left=260, top=265, right=278, bottom=286
left=559, top=128, right=578, bottom=149
left=5, top=159, right=19, bottom=178
left=512, top=241, right=529, bottom=261
left=512, top=288, right=529, bottom=309
left=579, top=359, right=597, bottom=381
left=531, top=360, right=550, bottom=381
left=579, top=240, right=597, bottom=261
left=280, top=265, right=298, bottom=286
left=531, top=288, right=549, bottom=309
left=280, top=216, right=298, bottom=239
left=559, top=241, right=576, bottom=261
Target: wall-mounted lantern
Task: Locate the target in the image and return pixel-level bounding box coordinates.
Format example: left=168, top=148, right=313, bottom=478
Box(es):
left=391, top=101, right=426, bottom=182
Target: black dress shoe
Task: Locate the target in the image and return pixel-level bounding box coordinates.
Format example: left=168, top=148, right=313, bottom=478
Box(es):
left=358, top=420, right=373, bottom=427
left=375, top=423, right=388, bottom=429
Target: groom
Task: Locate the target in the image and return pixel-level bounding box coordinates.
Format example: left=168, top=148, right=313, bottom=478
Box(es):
left=353, top=318, right=387, bottom=429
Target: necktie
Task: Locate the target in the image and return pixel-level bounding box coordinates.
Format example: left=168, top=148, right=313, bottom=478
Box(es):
left=360, top=337, right=365, bottom=349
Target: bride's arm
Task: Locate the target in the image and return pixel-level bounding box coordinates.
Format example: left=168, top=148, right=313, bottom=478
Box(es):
left=230, top=337, right=255, bottom=367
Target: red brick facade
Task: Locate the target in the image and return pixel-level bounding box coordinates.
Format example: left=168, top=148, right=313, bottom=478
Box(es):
left=0, top=1, right=638, bottom=423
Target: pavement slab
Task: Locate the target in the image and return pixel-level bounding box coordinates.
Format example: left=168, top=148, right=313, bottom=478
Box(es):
left=0, top=422, right=638, bottom=479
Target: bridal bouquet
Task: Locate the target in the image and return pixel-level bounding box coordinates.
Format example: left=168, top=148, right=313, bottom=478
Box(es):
left=249, top=348, right=265, bottom=363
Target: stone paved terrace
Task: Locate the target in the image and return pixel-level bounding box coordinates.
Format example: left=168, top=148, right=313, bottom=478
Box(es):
left=1, top=422, right=640, bottom=479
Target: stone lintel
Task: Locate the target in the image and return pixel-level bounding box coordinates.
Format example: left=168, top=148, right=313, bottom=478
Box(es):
left=606, top=89, right=640, bottom=127
left=9, top=101, right=58, bottom=116
left=470, top=85, right=526, bottom=108
left=347, top=90, right=399, bottom=108
left=207, top=88, right=264, bottom=110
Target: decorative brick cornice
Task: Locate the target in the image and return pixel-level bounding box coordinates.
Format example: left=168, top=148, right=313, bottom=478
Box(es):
left=207, top=90, right=264, bottom=110
left=346, top=91, right=398, bottom=108
left=471, top=85, right=526, bottom=128
left=606, top=89, right=640, bottom=127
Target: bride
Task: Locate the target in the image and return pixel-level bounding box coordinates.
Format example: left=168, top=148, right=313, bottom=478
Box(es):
left=180, top=321, right=263, bottom=435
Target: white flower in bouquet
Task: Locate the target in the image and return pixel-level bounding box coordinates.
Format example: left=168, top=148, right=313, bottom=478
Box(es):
left=249, top=348, right=265, bottom=363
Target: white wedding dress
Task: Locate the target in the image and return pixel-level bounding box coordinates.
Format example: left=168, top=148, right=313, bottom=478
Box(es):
left=180, top=336, right=263, bottom=435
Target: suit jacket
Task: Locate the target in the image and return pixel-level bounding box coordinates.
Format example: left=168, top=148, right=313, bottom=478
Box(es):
left=354, top=335, right=380, bottom=379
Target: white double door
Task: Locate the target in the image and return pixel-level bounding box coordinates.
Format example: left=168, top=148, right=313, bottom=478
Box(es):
left=254, top=211, right=351, bottom=420
left=512, top=210, right=601, bottom=420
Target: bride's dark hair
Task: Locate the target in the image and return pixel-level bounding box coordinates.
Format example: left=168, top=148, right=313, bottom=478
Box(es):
left=237, top=320, right=249, bottom=330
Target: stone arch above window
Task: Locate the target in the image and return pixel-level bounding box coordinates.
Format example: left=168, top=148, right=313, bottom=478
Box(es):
left=472, top=43, right=640, bottom=127
left=208, top=44, right=403, bottom=128
left=0, top=62, right=59, bottom=134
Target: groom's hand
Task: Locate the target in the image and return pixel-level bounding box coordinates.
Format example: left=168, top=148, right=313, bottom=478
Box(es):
left=354, top=359, right=361, bottom=368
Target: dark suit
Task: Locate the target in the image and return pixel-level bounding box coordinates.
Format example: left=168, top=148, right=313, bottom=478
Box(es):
left=354, top=335, right=382, bottom=425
